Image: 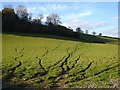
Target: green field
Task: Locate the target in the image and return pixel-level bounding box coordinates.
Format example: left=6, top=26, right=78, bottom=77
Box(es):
left=2, top=33, right=120, bottom=88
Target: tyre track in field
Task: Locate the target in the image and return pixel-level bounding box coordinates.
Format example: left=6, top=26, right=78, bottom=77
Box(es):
left=65, top=49, right=119, bottom=84
left=6, top=61, right=22, bottom=79
left=10, top=43, right=85, bottom=87
left=4, top=42, right=119, bottom=88
left=94, top=64, right=120, bottom=76
left=60, top=42, right=85, bottom=73
left=57, top=43, right=85, bottom=74
left=41, top=41, right=65, bottom=58
left=46, top=42, right=84, bottom=71
left=8, top=61, right=22, bottom=72
left=65, top=44, right=119, bottom=83
left=29, top=42, right=84, bottom=80
left=3, top=48, right=24, bottom=79
left=54, top=43, right=103, bottom=87
left=73, top=61, right=93, bottom=76
left=48, top=43, right=85, bottom=87
left=69, top=64, right=120, bottom=84
left=70, top=55, right=81, bottom=69
left=42, top=47, right=49, bottom=57
left=26, top=41, right=70, bottom=78
left=40, top=41, right=65, bottom=69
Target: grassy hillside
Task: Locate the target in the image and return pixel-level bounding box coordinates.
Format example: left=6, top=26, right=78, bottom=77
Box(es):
left=2, top=33, right=120, bottom=89
left=78, top=33, right=119, bottom=44
left=3, top=32, right=119, bottom=44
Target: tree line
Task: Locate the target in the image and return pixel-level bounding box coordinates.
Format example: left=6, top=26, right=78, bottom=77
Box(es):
left=1, top=5, right=103, bottom=41
left=2, top=5, right=79, bottom=38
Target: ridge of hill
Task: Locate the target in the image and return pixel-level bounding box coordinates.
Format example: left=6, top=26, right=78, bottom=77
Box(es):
left=3, top=32, right=119, bottom=45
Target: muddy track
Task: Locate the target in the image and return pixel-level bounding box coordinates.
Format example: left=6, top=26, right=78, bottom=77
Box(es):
left=81, top=62, right=93, bottom=72
left=33, top=43, right=84, bottom=80
left=94, top=64, right=120, bottom=76
left=31, top=53, right=71, bottom=79
left=69, top=63, right=120, bottom=83
left=46, top=51, right=69, bottom=69
left=59, top=53, right=71, bottom=74
left=36, top=57, right=47, bottom=73
left=8, top=61, right=22, bottom=72
left=4, top=48, right=24, bottom=79
left=41, top=42, right=67, bottom=69
left=59, top=54, right=70, bottom=68
left=5, top=61, right=22, bottom=79
left=70, top=43, right=83, bottom=57
left=53, top=42, right=82, bottom=61
left=32, top=45, right=60, bottom=76
left=64, top=43, right=84, bottom=71
left=38, top=59, right=46, bottom=72
left=58, top=46, right=76, bottom=74
left=4, top=43, right=119, bottom=88
left=42, top=47, right=49, bottom=57
left=47, top=43, right=85, bottom=86
left=51, top=45, right=60, bottom=52
left=47, top=43, right=84, bottom=73
left=14, top=48, right=24, bottom=60
left=70, top=61, right=93, bottom=78
left=52, top=56, right=66, bottom=67
left=19, top=43, right=84, bottom=81
left=57, top=43, right=85, bottom=73
left=42, top=42, right=63, bottom=58
left=7, top=43, right=86, bottom=85
left=70, top=55, right=81, bottom=69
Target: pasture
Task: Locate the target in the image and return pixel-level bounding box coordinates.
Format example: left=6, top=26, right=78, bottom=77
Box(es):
left=2, top=33, right=119, bottom=88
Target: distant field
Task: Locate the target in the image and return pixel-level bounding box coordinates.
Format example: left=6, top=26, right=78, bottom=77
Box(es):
left=2, top=33, right=120, bottom=88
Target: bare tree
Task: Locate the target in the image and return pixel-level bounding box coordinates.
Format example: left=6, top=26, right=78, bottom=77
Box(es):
left=16, top=5, right=28, bottom=21
left=28, top=13, right=32, bottom=22
left=76, top=27, right=83, bottom=33
left=46, top=16, right=52, bottom=25
left=99, top=33, right=102, bottom=36
left=92, top=31, right=96, bottom=35
left=46, top=13, right=61, bottom=25
left=85, top=30, right=89, bottom=34
left=68, top=26, right=73, bottom=31
left=37, top=14, right=43, bottom=24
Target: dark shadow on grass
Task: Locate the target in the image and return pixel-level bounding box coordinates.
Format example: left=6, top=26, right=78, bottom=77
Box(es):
left=2, top=79, right=36, bottom=90
left=3, top=32, right=83, bottom=42
left=2, top=78, right=119, bottom=90
left=2, top=32, right=112, bottom=44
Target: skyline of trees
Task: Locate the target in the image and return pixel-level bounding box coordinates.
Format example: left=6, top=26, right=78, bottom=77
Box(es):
left=1, top=5, right=103, bottom=36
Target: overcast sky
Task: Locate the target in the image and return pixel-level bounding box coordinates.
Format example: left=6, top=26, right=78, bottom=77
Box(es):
left=1, top=2, right=118, bottom=37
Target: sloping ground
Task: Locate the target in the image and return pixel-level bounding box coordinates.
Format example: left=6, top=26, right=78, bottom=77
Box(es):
left=78, top=33, right=119, bottom=44
left=3, top=32, right=119, bottom=44
left=2, top=34, right=119, bottom=89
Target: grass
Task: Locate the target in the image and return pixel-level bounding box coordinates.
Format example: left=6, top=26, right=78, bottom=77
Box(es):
left=2, top=33, right=119, bottom=88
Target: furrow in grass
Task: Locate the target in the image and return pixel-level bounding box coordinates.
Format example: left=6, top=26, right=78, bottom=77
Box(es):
left=42, top=47, right=49, bottom=57
left=74, top=62, right=93, bottom=76
left=59, top=53, right=71, bottom=74
left=70, top=43, right=80, bottom=57
left=51, top=56, right=66, bottom=67
left=42, top=42, right=61, bottom=58
left=69, top=64, right=120, bottom=83
left=3, top=48, right=24, bottom=79
left=94, top=64, right=120, bottom=76
left=5, top=61, right=22, bottom=79
left=70, top=55, right=81, bottom=69
left=50, top=45, right=60, bottom=52
left=8, top=61, right=22, bottom=72
left=25, top=57, right=49, bottom=79
left=55, top=43, right=84, bottom=77
left=36, top=57, right=47, bottom=73
left=52, top=43, right=85, bottom=86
